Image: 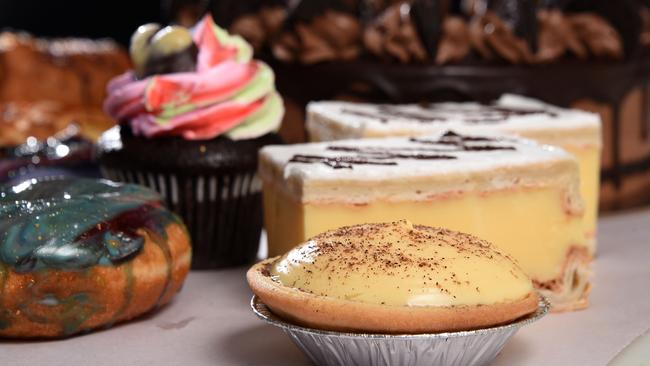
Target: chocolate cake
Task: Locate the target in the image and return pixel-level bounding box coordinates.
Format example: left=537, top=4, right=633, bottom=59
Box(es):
left=184, top=0, right=649, bottom=210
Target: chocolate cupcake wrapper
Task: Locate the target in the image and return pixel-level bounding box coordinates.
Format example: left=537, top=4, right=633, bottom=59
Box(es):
left=100, top=166, right=263, bottom=269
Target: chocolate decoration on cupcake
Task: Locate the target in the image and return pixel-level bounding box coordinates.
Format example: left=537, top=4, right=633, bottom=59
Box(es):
left=143, top=26, right=198, bottom=77
left=130, top=24, right=199, bottom=78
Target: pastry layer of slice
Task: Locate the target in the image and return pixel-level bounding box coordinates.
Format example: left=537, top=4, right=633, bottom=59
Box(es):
left=248, top=220, right=539, bottom=333
left=307, top=94, right=601, bottom=247
left=259, top=130, right=589, bottom=310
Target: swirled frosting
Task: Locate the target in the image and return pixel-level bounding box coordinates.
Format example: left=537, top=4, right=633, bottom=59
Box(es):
left=104, top=15, right=283, bottom=141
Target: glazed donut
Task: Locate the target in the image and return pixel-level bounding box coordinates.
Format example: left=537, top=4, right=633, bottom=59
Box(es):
left=0, top=178, right=191, bottom=338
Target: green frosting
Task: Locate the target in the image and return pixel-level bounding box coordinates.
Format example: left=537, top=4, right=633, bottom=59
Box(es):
left=226, top=92, right=283, bottom=139
left=158, top=102, right=195, bottom=121
left=145, top=20, right=283, bottom=140
left=152, top=61, right=283, bottom=139
left=213, top=22, right=253, bottom=64
left=232, top=62, right=275, bottom=103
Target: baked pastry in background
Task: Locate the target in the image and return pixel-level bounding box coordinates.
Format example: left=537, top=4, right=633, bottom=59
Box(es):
left=248, top=220, right=539, bottom=333
left=259, top=129, right=590, bottom=311
left=0, top=101, right=115, bottom=147
left=0, top=178, right=191, bottom=338
left=0, top=32, right=130, bottom=147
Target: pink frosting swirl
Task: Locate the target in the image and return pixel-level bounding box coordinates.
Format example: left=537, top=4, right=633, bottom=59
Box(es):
left=104, top=15, right=282, bottom=140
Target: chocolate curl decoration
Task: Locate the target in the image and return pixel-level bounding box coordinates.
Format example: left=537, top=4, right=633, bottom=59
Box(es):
left=230, top=7, right=286, bottom=52
left=570, top=14, right=624, bottom=60
left=273, top=10, right=362, bottom=64
left=536, top=9, right=587, bottom=62
left=410, top=0, right=448, bottom=57
left=436, top=16, right=471, bottom=64
left=469, top=11, right=534, bottom=64
left=487, top=0, right=538, bottom=51
left=560, top=0, right=641, bottom=57
left=364, top=2, right=428, bottom=63
left=642, top=7, right=650, bottom=47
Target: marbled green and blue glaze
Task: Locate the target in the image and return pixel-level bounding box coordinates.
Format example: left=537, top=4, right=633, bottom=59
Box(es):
left=0, top=178, right=181, bottom=273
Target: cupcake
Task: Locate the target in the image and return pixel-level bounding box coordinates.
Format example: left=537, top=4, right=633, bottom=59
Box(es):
left=98, top=15, right=284, bottom=269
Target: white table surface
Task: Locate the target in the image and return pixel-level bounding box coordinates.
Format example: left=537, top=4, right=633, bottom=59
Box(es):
left=2, top=208, right=650, bottom=366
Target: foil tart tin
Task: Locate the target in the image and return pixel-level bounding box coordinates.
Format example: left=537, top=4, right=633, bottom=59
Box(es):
left=251, top=295, right=550, bottom=366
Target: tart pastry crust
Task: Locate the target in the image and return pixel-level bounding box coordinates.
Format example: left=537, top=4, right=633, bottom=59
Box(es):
left=248, top=221, right=540, bottom=333
left=249, top=260, right=539, bottom=333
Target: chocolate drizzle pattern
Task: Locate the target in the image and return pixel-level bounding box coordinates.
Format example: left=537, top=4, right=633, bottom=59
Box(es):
left=289, top=154, right=400, bottom=169
left=289, top=131, right=515, bottom=169
left=340, top=103, right=558, bottom=124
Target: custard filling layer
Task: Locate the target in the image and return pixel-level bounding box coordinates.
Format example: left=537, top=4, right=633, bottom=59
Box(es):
left=270, top=220, right=533, bottom=307
left=264, top=185, right=585, bottom=283
left=563, top=145, right=600, bottom=241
